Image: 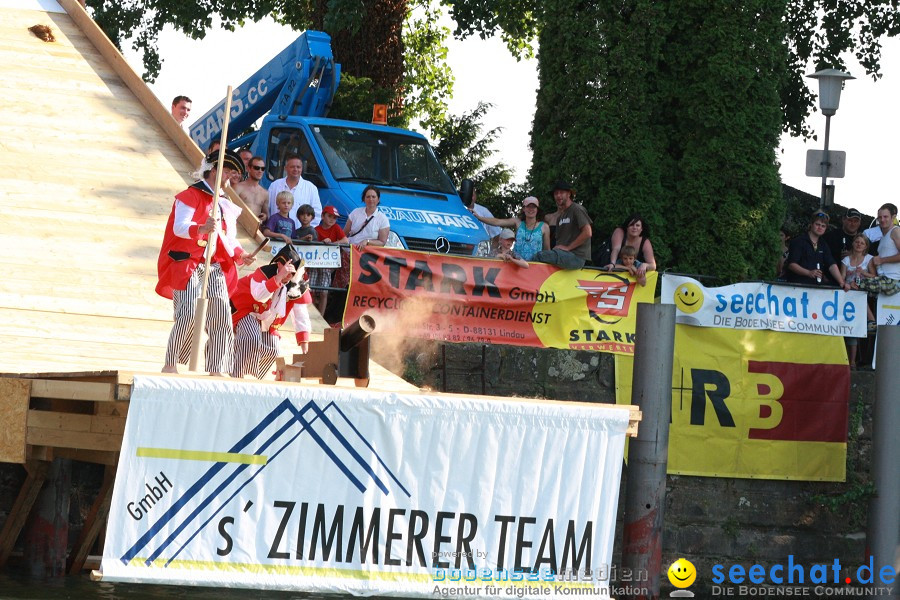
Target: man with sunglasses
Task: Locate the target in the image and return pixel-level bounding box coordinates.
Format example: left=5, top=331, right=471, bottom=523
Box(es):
left=785, top=210, right=848, bottom=289
left=235, top=155, right=270, bottom=223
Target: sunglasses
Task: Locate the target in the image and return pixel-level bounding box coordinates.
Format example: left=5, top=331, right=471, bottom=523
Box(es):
left=250, top=165, right=265, bottom=171
left=813, top=212, right=827, bottom=218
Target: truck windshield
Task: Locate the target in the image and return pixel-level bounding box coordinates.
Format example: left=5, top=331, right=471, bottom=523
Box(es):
left=311, top=125, right=456, bottom=195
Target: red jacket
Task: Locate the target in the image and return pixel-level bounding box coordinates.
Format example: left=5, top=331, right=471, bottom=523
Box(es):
left=156, top=182, right=244, bottom=299
left=231, top=266, right=312, bottom=343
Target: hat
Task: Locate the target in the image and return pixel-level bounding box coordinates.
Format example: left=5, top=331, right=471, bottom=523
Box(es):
left=205, top=148, right=247, bottom=179
left=811, top=210, right=830, bottom=223
left=550, top=180, right=574, bottom=194
left=499, top=228, right=516, bottom=240
left=845, top=208, right=862, bottom=219
left=522, top=196, right=539, bottom=207
left=322, top=205, right=340, bottom=217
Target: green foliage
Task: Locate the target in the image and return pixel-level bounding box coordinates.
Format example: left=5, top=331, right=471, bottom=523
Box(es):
left=328, top=74, right=408, bottom=127
left=86, top=0, right=311, bottom=82
left=430, top=102, right=514, bottom=209
left=84, top=0, right=454, bottom=128
left=402, top=2, right=455, bottom=129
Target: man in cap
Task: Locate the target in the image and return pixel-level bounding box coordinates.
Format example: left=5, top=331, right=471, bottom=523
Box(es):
left=156, top=148, right=255, bottom=376
left=823, top=208, right=863, bottom=261
left=784, top=210, right=847, bottom=288
left=532, top=181, right=592, bottom=269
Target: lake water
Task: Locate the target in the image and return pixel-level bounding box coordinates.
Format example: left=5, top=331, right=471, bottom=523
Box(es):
left=0, top=573, right=324, bottom=599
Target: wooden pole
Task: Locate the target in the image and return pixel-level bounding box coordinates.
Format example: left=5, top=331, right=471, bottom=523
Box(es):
left=188, top=86, right=234, bottom=373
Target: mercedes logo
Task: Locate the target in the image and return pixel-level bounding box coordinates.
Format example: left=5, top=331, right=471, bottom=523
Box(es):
left=434, top=237, right=451, bottom=253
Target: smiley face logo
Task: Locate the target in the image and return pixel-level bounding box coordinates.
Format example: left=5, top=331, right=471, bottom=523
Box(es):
left=667, top=557, right=696, bottom=588
left=673, top=282, right=703, bottom=314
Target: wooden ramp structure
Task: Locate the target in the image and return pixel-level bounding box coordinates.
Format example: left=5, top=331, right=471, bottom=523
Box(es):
left=0, top=0, right=419, bottom=574
left=0, top=0, right=642, bottom=580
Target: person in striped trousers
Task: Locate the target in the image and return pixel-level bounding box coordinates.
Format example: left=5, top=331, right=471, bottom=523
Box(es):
left=230, top=245, right=312, bottom=379
left=156, top=149, right=254, bottom=376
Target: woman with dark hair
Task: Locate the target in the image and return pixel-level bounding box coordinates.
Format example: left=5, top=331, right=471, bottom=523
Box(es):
left=332, top=185, right=391, bottom=290
left=605, top=214, right=657, bottom=277
left=344, top=185, right=390, bottom=251
left=472, top=196, right=550, bottom=261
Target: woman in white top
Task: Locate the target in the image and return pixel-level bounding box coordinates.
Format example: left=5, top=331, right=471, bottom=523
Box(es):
left=840, top=233, right=876, bottom=367
left=344, top=185, right=390, bottom=251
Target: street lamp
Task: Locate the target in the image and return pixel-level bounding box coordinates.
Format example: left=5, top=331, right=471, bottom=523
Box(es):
left=807, top=68, right=854, bottom=208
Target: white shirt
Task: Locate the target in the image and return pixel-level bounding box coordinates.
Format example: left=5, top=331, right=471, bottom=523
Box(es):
left=877, top=226, right=900, bottom=279
left=473, top=203, right=501, bottom=238
left=267, top=177, right=322, bottom=228
left=346, top=206, right=390, bottom=244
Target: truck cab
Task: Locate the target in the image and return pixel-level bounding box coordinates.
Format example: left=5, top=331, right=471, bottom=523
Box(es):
left=189, top=31, right=488, bottom=255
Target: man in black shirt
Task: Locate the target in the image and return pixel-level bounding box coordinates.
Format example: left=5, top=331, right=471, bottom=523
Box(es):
left=822, top=207, right=863, bottom=262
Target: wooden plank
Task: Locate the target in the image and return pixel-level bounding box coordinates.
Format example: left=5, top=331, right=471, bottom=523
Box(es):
left=26, top=427, right=123, bottom=452
left=0, top=378, right=30, bottom=463
left=0, top=460, right=50, bottom=567
left=67, top=465, right=115, bottom=574
left=30, top=380, right=115, bottom=402
left=27, top=410, right=91, bottom=432
left=56, top=0, right=205, bottom=167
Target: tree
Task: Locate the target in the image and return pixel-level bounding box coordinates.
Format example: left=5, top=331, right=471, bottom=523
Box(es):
left=431, top=102, right=514, bottom=215
left=85, top=0, right=453, bottom=126
left=443, top=0, right=900, bottom=281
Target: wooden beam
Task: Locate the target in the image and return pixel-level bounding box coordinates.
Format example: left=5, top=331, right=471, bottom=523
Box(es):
left=67, top=466, right=115, bottom=574
left=0, top=377, right=30, bottom=463
left=55, top=0, right=203, bottom=167
left=0, top=460, right=50, bottom=567
left=30, top=380, right=115, bottom=402
left=26, top=427, right=123, bottom=452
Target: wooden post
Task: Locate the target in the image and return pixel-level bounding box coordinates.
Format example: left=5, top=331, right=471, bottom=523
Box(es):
left=22, top=458, right=72, bottom=577
left=0, top=460, right=50, bottom=567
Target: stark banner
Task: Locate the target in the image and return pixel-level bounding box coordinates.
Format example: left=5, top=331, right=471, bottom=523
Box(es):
left=342, top=247, right=657, bottom=355
left=100, top=376, right=631, bottom=596
left=615, top=326, right=849, bottom=481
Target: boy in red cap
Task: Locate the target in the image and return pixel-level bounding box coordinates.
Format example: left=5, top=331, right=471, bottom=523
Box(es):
left=311, top=205, right=349, bottom=314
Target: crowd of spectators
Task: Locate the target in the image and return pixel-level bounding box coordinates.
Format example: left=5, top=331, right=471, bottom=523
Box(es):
left=779, top=204, right=900, bottom=368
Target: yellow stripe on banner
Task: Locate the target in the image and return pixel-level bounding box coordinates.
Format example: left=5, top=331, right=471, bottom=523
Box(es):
left=135, top=448, right=267, bottom=465
left=125, top=560, right=599, bottom=589
left=883, top=305, right=900, bottom=310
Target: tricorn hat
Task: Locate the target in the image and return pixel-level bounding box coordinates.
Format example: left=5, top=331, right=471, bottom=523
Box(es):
left=204, top=148, right=247, bottom=180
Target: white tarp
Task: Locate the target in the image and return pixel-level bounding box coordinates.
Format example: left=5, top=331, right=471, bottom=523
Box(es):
left=661, top=274, right=868, bottom=338
left=100, top=376, right=630, bottom=597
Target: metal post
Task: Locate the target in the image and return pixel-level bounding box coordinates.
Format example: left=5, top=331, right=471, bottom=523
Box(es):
left=622, top=303, right=676, bottom=600
left=22, top=458, right=71, bottom=577
left=820, top=114, right=832, bottom=209
left=867, top=326, right=900, bottom=599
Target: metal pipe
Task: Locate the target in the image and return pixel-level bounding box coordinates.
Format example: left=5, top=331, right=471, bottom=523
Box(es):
left=340, top=313, right=376, bottom=352
left=622, top=303, right=676, bottom=600
left=820, top=113, right=832, bottom=209
left=867, top=325, right=900, bottom=599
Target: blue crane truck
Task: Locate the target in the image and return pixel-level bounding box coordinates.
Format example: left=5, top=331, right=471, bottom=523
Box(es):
left=189, top=31, right=489, bottom=256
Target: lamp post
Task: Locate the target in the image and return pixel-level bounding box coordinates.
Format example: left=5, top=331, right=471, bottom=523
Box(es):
left=807, top=68, right=854, bottom=208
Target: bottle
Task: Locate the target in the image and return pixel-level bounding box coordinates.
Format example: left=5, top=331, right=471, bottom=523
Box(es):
left=815, top=262, right=822, bottom=283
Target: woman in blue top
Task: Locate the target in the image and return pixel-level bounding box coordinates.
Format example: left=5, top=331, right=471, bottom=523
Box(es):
left=471, top=196, right=550, bottom=261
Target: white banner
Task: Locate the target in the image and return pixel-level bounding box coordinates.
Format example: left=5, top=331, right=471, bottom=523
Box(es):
left=270, top=241, right=341, bottom=268
left=876, top=293, right=900, bottom=327
left=100, top=376, right=630, bottom=597
left=661, top=274, right=867, bottom=338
